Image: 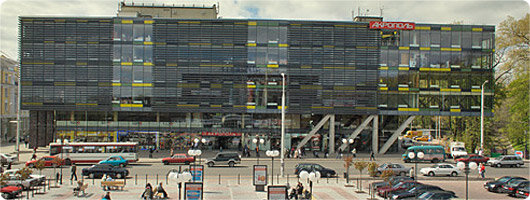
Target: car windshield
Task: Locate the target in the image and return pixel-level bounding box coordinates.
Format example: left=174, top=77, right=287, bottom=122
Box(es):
left=418, top=192, right=434, bottom=199
left=392, top=182, right=406, bottom=188
left=453, top=147, right=466, bottom=151
left=508, top=180, right=524, bottom=187
left=4, top=154, right=12, bottom=157
left=380, top=163, right=388, bottom=168
left=497, top=177, right=511, bottom=183
left=431, top=165, right=438, bottom=168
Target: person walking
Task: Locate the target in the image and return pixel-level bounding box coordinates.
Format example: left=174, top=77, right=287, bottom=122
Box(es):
left=479, top=163, right=485, bottom=178
left=102, top=192, right=111, bottom=200
left=71, top=163, right=78, bottom=181
left=170, top=148, right=174, bottom=157
left=370, top=150, right=376, bottom=161
left=351, top=148, right=357, bottom=158
left=149, top=148, right=154, bottom=158
left=6, top=163, right=11, bottom=170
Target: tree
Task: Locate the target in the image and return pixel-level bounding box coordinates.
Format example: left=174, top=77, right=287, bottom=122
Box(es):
left=51, top=157, right=64, bottom=181
left=343, top=155, right=353, bottom=184
left=353, top=161, right=368, bottom=192
left=380, top=170, right=395, bottom=184
left=34, top=160, right=45, bottom=175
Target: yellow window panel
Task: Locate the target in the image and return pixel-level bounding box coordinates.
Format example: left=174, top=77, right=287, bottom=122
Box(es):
left=121, top=20, right=133, bottom=24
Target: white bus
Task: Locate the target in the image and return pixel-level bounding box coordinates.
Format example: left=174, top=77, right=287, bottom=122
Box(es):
left=50, top=142, right=138, bottom=165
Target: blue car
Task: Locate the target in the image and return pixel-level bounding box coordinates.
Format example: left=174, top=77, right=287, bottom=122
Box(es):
left=98, top=156, right=129, bottom=167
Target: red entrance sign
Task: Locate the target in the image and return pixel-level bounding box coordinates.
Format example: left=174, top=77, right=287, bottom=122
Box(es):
left=200, top=132, right=242, bottom=136
left=369, top=21, right=415, bottom=30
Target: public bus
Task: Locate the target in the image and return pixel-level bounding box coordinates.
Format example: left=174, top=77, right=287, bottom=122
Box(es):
left=49, top=142, right=139, bottom=165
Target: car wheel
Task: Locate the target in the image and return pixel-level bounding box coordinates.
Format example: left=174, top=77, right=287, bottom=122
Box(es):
left=163, top=161, right=169, bottom=165
left=496, top=163, right=502, bottom=168
left=451, top=171, right=458, bottom=177
left=399, top=172, right=406, bottom=176
left=116, top=173, right=123, bottom=179
left=516, top=163, right=522, bottom=168
left=207, top=162, right=214, bottom=167
left=185, top=161, right=190, bottom=165
left=88, top=173, right=94, bottom=179
left=228, top=161, right=235, bottom=167
left=428, top=171, right=435, bottom=176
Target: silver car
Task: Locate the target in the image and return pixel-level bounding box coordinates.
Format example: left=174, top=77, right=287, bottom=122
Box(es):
left=376, top=163, right=411, bottom=176
left=205, top=152, right=241, bottom=167
left=0, top=153, right=18, bottom=165
left=487, top=155, right=524, bottom=168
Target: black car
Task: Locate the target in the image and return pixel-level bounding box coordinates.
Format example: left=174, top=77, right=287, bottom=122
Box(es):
left=389, top=184, right=446, bottom=199
left=484, top=176, right=527, bottom=193
left=294, top=163, right=336, bottom=177
left=417, top=191, right=457, bottom=200
left=371, top=176, right=413, bottom=191
left=514, top=185, right=530, bottom=198
left=501, top=180, right=529, bottom=196
left=81, top=164, right=129, bottom=179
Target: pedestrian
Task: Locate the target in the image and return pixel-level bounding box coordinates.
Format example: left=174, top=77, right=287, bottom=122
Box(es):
left=479, top=163, right=485, bottom=178
left=102, top=191, right=111, bottom=200
left=336, top=149, right=342, bottom=159
left=31, top=153, right=37, bottom=161
left=478, top=148, right=484, bottom=156
left=170, top=148, right=174, bottom=157
left=324, top=149, right=329, bottom=158
left=296, top=182, right=304, bottom=197
left=6, top=163, right=11, bottom=170
left=149, top=148, right=154, bottom=158
left=351, top=148, right=357, bottom=158
left=141, top=183, right=153, bottom=200
left=24, top=137, right=28, bottom=148
left=71, top=163, right=78, bottom=181
left=409, top=167, right=415, bottom=180
left=312, top=150, right=319, bottom=158
left=370, top=150, right=376, bottom=161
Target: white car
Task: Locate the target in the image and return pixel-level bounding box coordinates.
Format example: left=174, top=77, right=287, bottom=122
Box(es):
left=420, top=164, right=461, bottom=177
left=0, top=153, right=18, bottom=165
left=2, top=174, right=42, bottom=190
left=2, top=169, right=46, bottom=183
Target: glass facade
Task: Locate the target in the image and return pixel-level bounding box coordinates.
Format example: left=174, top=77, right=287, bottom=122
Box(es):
left=20, top=17, right=494, bottom=149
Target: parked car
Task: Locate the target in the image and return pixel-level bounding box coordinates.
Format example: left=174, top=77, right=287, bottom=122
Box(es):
left=455, top=154, right=489, bottom=164
left=162, top=154, right=195, bottom=165
left=514, top=185, right=530, bottom=198
left=413, top=135, right=431, bottom=142
left=500, top=180, right=529, bottom=196
left=25, top=156, right=63, bottom=168
left=0, top=186, right=23, bottom=199
left=417, top=190, right=457, bottom=199
left=484, top=176, right=527, bottom=193
left=376, top=163, right=411, bottom=177
left=2, top=169, right=46, bottom=183
left=205, top=152, right=241, bottom=167
left=420, top=164, right=461, bottom=177
left=1, top=174, right=42, bottom=190
left=377, top=181, right=422, bottom=198
left=487, top=155, right=524, bottom=168
left=389, top=184, right=445, bottom=199
left=98, top=156, right=129, bottom=167
left=81, top=164, right=129, bottom=179
left=294, top=163, right=336, bottom=177
left=371, top=176, right=413, bottom=191
left=0, top=154, right=17, bottom=165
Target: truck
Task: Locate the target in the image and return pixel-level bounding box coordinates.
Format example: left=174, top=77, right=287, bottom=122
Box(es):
left=448, top=142, right=467, bottom=159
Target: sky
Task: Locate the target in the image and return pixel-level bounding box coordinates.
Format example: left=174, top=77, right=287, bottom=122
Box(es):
left=0, top=0, right=528, bottom=60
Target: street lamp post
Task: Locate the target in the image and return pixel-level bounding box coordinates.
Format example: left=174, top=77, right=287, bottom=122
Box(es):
left=169, top=170, right=192, bottom=200
left=188, top=149, right=202, bottom=166
left=480, top=80, right=488, bottom=152
left=407, top=151, right=424, bottom=194
left=58, top=138, right=68, bottom=185
left=252, top=137, right=265, bottom=164
left=457, top=161, right=478, bottom=200
left=342, top=138, right=354, bottom=183
left=280, top=72, right=286, bottom=177
left=266, top=150, right=279, bottom=185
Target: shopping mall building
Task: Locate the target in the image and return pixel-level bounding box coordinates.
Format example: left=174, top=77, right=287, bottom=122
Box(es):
left=19, top=3, right=494, bottom=153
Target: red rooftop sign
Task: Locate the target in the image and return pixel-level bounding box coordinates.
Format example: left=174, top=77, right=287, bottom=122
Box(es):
left=369, top=21, right=415, bottom=30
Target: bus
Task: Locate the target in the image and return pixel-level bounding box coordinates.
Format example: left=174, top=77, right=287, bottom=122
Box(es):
left=50, top=142, right=138, bottom=165
left=402, top=145, right=446, bottom=163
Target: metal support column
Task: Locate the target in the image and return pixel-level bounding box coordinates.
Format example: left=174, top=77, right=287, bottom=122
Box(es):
left=338, top=115, right=375, bottom=151
left=379, top=116, right=415, bottom=154
left=329, top=115, right=335, bottom=154
left=372, top=115, right=379, bottom=154
left=296, top=115, right=331, bottom=151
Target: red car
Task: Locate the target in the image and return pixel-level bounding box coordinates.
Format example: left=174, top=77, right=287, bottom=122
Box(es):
left=25, top=156, right=63, bottom=168
left=455, top=154, right=489, bottom=164
left=377, top=181, right=421, bottom=198
left=162, top=154, right=195, bottom=165
left=1, top=186, right=22, bottom=199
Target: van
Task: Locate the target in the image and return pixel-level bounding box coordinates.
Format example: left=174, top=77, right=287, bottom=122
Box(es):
left=404, top=130, right=423, bottom=139
left=402, top=146, right=445, bottom=163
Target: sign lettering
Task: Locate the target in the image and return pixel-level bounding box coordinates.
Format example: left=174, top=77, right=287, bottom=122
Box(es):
left=369, top=21, right=415, bottom=30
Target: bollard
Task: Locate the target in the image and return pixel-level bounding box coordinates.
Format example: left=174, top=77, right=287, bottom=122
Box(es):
left=32, top=186, right=34, bottom=197
left=26, top=188, right=29, bottom=200
left=166, top=174, right=168, bottom=184
left=156, top=174, right=159, bottom=184
left=327, top=177, right=329, bottom=183
left=93, top=176, right=95, bottom=185
left=135, top=174, right=137, bottom=185
left=43, top=179, right=46, bottom=193
left=336, top=176, right=338, bottom=184
left=146, top=174, right=148, bottom=185
left=277, top=174, right=279, bottom=184
left=287, top=174, right=289, bottom=183
left=218, top=174, right=221, bottom=185
left=238, top=174, right=240, bottom=185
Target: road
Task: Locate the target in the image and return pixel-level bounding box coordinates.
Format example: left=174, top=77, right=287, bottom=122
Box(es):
left=9, top=153, right=530, bottom=200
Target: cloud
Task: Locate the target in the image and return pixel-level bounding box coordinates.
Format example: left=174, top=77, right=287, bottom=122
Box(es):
left=1, top=0, right=528, bottom=60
